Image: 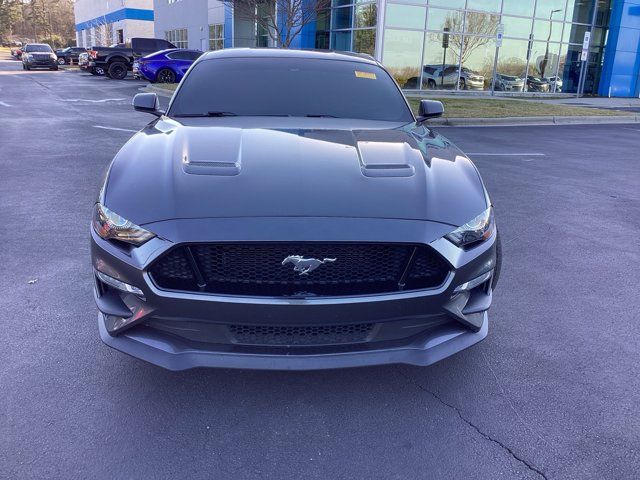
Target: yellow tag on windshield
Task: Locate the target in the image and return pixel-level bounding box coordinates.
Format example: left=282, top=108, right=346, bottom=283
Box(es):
left=355, top=71, right=377, bottom=80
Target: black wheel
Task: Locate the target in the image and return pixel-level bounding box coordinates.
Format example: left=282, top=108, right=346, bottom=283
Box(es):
left=22, top=63, right=26, bottom=70
left=25, top=65, right=30, bottom=70
left=458, top=78, right=466, bottom=90
left=427, top=79, right=436, bottom=89
left=51, top=65, right=58, bottom=71
left=57, top=57, right=66, bottom=65
left=90, top=66, right=102, bottom=76
left=492, top=231, right=502, bottom=289
left=107, top=61, right=127, bottom=80
left=157, top=68, right=176, bottom=83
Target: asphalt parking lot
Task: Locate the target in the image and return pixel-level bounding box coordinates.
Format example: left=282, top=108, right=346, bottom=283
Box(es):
left=1, top=57, right=639, bottom=480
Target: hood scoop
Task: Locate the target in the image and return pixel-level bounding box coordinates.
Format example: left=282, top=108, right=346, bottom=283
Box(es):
left=181, top=127, right=242, bottom=176
left=357, top=140, right=419, bottom=178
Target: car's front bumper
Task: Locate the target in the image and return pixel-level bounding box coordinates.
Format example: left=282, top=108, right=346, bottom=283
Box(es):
left=91, top=217, right=498, bottom=370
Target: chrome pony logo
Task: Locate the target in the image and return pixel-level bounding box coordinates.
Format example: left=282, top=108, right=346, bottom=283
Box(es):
left=282, top=256, right=337, bottom=275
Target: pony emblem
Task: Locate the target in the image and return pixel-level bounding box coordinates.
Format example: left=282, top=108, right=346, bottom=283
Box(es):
left=282, top=255, right=337, bottom=275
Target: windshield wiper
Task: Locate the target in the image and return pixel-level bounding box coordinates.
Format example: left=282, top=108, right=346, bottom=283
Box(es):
left=173, top=111, right=238, bottom=117
left=304, top=114, right=340, bottom=118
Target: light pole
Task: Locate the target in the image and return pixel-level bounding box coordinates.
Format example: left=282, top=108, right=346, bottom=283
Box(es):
left=541, top=9, right=562, bottom=78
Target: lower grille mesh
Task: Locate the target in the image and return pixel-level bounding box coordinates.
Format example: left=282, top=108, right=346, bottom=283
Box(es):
left=149, top=243, right=449, bottom=297
left=228, top=323, right=374, bottom=346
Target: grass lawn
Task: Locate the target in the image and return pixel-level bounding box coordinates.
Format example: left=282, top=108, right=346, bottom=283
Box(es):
left=407, top=97, right=627, bottom=118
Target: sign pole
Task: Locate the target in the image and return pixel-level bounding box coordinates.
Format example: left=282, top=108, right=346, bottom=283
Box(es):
left=490, top=24, right=504, bottom=95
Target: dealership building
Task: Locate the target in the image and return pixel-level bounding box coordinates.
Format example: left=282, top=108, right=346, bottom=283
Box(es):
left=74, top=0, right=155, bottom=48
left=75, top=0, right=639, bottom=97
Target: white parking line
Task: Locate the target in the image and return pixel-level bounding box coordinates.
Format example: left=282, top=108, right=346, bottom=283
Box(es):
left=467, top=153, right=546, bottom=156
left=0, top=101, right=10, bottom=107
left=65, top=98, right=126, bottom=103
left=93, top=125, right=137, bottom=133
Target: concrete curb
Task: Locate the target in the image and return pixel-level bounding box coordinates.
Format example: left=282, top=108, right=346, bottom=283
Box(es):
left=142, top=85, right=175, bottom=97
left=428, top=114, right=640, bottom=126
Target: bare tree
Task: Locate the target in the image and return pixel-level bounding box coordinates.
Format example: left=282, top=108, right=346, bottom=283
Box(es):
left=430, top=12, right=500, bottom=64
left=223, top=0, right=331, bottom=48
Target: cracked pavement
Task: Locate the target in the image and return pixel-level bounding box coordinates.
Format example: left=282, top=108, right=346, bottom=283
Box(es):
left=1, top=56, right=639, bottom=479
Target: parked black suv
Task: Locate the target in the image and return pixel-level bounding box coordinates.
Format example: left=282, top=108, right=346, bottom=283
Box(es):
left=88, top=38, right=176, bottom=80
left=55, top=47, right=87, bottom=65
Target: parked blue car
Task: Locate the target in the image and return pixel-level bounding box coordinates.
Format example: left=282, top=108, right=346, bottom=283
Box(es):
left=134, top=48, right=203, bottom=83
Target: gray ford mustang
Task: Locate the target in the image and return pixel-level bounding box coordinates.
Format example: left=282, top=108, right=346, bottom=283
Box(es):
left=91, top=48, right=501, bottom=370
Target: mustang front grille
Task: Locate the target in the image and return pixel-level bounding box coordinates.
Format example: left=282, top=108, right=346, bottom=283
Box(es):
left=149, top=243, right=450, bottom=297
left=228, top=323, right=374, bottom=346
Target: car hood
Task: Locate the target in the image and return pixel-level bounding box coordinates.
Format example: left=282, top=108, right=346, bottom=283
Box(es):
left=103, top=117, right=488, bottom=227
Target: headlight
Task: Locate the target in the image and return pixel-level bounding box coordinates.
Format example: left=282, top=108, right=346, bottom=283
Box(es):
left=445, top=207, right=494, bottom=248
left=93, top=203, right=155, bottom=246
left=51, top=53, right=57, bottom=59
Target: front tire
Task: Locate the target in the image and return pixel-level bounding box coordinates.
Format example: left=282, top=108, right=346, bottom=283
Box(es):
left=107, top=61, right=127, bottom=80
left=458, top=78, right=466, bottom=90
left=57, top=57, right=66, bottom=65
left=157, top=68, right=176, bottom=84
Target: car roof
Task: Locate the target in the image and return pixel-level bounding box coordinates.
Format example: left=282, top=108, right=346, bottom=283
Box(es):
left=25, top=43, right=50, bottom=47
left=200, top=48, right=378, bottom=65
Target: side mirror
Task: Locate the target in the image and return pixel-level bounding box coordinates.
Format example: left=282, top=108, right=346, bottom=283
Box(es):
left=416, top=99, right=444, bottom=123
left=132, top=92, right=163, bottom=117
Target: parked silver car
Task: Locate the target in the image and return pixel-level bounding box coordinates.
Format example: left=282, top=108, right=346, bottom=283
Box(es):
left=492, top=73, right=525, bottom=92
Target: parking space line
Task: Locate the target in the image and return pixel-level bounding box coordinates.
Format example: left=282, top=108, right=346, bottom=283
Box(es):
left=65, top=98, right=126, bottom=103
left=467, top=153, right=546, bottom=156
left=0, top=101, right=10, bottom=107
left=93, top=125, right=137, bottom=133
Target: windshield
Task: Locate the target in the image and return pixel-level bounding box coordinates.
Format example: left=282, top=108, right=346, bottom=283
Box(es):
left=25, top=44, right=53, bottom=53
left=169, top=57, right=414, bottom=122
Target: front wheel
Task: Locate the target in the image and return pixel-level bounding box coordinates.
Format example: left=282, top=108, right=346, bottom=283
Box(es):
left=51, top=65, right=59, bottom=71
left=458, top=78, right=466, bottom=90
left=57, top=57, right=66, bottom=65
left=107, top=61, right=127, bottom=80
left=427, top=79, right=436, bottom=90
left=156, top=68, right=176, bottom=84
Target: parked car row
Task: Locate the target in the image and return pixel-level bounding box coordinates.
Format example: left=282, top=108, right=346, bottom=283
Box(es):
left=76, top=37, right=202, bottom=84
left=403, top=65, right=563, bottom=92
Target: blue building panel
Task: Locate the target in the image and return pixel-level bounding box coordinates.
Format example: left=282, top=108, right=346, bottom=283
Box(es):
left=224, top=4, right=234, bottom=48
left=76, top=8, right=154, bottom=32
left=600, top=0, right=640, bottom=97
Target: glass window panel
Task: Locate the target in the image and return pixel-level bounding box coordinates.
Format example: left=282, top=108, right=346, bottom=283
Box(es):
left=557, top=43, right=582, bottom=93
left=566, top=0, right=594, bottom=24
left=595, top=1, right=611, bottom=26
left=386, top=4, right=426, bottom=29
left=332, top=7, right=353, bottom=29
left=583, top=45, right=604, bottom=94
left=426, top=8, right=464, bottom=33
left=317, top=10, right=330, bottom=31
left=333, top=0, right=351, bottom=7
left=466, top=0, right=501, bottom=13
left=501, top=16, right=533, bottom=39
left=355, top=4, right=377, bottom=28
left=382, top=29, right=424, bottom=87
left=354, top=29, right=376, bottom=55
left=316, top=31, right=330, bottom=49
left=591, top=26, right=605, bottom=46
left=527, top=40, right=560, bottom=88
left=421, top=32, right=462, bottom=89
left=460, top=35, right=494, bottom=90
left=494, top=38, right=528, bottom=91
left=502, top=0, right=534, bottom=17
left=563, top=23, right=589, bottom=44
left=428, top=0, right=465, bottom=8
left=464, top=11, right=500, bottom=35
left=331, top=31, right=352, bottom=50
left=532, top=20, right=563, bottom=42
left=535, top=0, right=567, bottom=20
